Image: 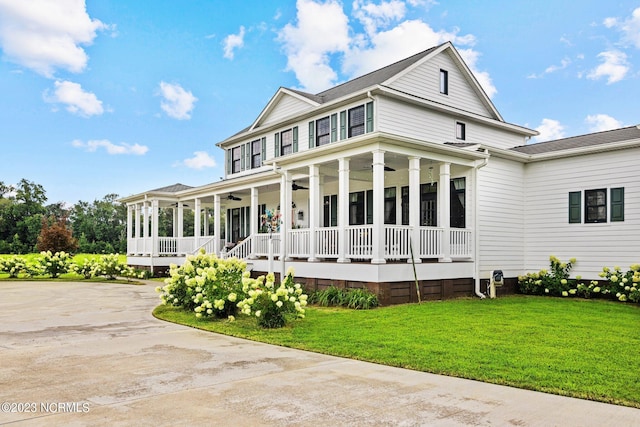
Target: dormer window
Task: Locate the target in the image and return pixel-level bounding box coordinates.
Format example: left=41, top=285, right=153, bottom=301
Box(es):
left=440, top=69, right=448, bottom=94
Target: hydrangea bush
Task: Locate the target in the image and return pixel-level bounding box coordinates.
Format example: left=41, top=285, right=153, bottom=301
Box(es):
left=37, top=251, right=72, bottom=278
left=0, top=255, right=30, bottom=278
left=518, top=256, right=640, bottom=303
left=237, top=269, right=307, bottom=328
left=157, top=251, right=308, bottom=328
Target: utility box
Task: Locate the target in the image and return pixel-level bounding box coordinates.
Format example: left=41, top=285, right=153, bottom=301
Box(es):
left=489, top=270, right=504, bottom=298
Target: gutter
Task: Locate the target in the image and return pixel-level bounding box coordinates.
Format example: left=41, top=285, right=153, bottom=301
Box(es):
left=474, top=151, right=489, bottom=299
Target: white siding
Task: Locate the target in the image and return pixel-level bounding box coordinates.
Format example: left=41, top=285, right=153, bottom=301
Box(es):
left=389, top=50, right=494, bottom=118
left=377, top=97, right=526, bottom=149
left=477, top=157, right=526, bottom=277
left=523, top=148, right=640, bottom=279
left=260, top=94, right=313, bottom=127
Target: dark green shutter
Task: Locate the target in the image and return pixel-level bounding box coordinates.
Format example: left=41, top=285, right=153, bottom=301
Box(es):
left=240, top=144, right=245, bottom=170
left=330, top=113, right=337, bottom=142
left=611, top=187, right=625, bottom=221
left=292, top=126, right=298, bottom=153
left=226, top=149, right=231, bottom=174
left=308, top=121, right=315, bottom=148
left=340, top=111, right=346, bottom=139
left=245, top=142, right=250, bottom=169
left=568, top=191, right=581, bottom=223
left=366, top=101, right=374, bottom=133
left=261, top=137, right=266, bottom=162
left=274, top=132, right=280, bottom=157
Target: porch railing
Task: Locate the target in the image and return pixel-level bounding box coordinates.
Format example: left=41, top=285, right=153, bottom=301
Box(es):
left=316, top=227, right=338, bottom=258
left=288, top=229, right=310, bottom=258
left=347, top=225, right=373, bottom=259
left=449, top=228, right=472, bottom=257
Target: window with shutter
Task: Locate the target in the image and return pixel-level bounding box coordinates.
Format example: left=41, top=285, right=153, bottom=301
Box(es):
left=585, top=189, right=607, bottom=223
left=316, top=117, right=330, bottom=146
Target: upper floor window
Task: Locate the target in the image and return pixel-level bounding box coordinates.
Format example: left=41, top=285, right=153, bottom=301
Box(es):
left=456, top=122, right=466, bottom=140
left=316, top=116, right=330, bottom=146
left=348, top=105, right=365, bottom=137
left=251, top=139, right=261, bottom=169
left=231, top=146, right=241, bottom=173
left=275, top=126, right=297, bottom=157
left=440, top=69, right=449, bottom=94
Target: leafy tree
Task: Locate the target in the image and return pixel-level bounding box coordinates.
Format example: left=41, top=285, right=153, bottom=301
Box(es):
left=0, top=179, right=47, bottom=253
left=70, top=194, right=127, bottom=253
left=37, top=216, right=78, bottom=253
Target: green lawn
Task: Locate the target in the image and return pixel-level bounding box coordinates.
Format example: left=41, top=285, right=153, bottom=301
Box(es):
left=154, top=295, right=640, bottom=408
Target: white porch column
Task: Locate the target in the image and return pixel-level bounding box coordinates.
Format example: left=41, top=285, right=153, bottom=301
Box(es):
left=151, top=199, right=159, bottom=257
left=279, top=171, right=292, bottom=261
left=203, top=206, right=209, bottom=237
left=249, top=188, right=259, bottom=259
left=172, top=207, right=178, bottom=237
left=337, top=157, right=351, bottom=263
left=134, top=203, right=141, bottom=239
left=194, top=198, right=201, bottom=240
left=250, top=187, right=259, bottom=236
left=439, top=162, right=452, bottom=262
left=308, top=164, right=319, bottom=262
left=409, top=156, right=422, bottom=264
left=126, top=205, right=133, bottom=254
left=213, top=195, right=221, bottom=255
left=177, top=203, right=184, bottom=239
left=143, top=201, right=150, bottom=239
left=371, top=150, right=386, bottom=264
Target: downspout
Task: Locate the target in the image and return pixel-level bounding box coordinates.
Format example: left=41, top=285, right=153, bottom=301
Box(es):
left=474, top=151, right=489, bottom=299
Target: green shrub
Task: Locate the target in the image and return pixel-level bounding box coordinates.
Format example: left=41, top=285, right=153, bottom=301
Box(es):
left=518, top=255, right=576, bottom=296
left=598, top=264, right=640, bottom=303
left=70, top=258, right=100, bottom=279
left=310, top=286, right=379, bottom=309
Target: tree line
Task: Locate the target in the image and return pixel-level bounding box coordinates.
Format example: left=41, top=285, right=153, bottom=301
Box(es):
left=0, top=179, right=127, bottom=254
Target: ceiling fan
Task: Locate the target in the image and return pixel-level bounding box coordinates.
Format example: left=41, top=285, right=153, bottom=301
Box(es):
left=292, top=181, right=308, bottom=191
left=369, top=164, right=396, bottom=172
left=226, top=194, right=242, bottom=201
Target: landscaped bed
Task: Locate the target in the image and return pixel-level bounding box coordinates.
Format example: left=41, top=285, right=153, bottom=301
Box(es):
left=154, top=295, right=640, bottom=409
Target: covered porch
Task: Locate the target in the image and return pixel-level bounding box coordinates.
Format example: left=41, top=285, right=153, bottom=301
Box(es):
left=122, top=134, right=488, bottom=280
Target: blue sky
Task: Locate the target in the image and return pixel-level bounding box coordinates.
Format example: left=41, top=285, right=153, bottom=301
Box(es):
left=1, top=0, right=639, bottom=205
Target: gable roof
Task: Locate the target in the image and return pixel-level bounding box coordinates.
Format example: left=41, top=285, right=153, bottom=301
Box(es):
left=511, top=125, right=640, bottom=155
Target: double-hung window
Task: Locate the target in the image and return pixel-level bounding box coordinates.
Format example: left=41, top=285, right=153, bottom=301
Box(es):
left=280, top=129, right=293, bottom=155
left=316, top=116, right=330, bottom=146
left=231, top=146, right=241, bottom=173
left=568, top=188, right=624, bottom=224
left=251, top=139, right=261, bottom=169
left=585, top=189, right=607, bottom=223
left=348, top=105, right=365, bottom=137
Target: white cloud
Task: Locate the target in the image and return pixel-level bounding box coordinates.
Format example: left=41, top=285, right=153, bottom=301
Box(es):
left=176, top=151, right=217, bottom=170
left=223, top=26, right=245, bottom=60
left=533, top=118, right=565, bottom=142
left=277, top=0, right=351, bottom=93
left=0, top=0, right=108, bottom=77
left=353, top=0, right=406, bottom=36
left=158, top=81, right=197, bottom=120
left=277, top=0, right=496, bottom=98
left=585, top=114, right=623, bottom=132
left=44, top=80, right=104, bottom=117
left=527, top=57, right=571, bottom=79
left=72, top=139, right=148, bottom=155
left=587, top=50, right=629, bottom=84
left=605, top=7, right=640, bottom=48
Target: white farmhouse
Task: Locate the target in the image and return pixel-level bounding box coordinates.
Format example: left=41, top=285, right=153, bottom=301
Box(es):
left=120, top=42, right=640, bottom=304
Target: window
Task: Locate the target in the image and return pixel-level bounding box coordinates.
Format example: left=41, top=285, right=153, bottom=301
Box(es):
left=349, top=191, right=365, bottom=225
left=420, top=183, right=437, bottom=226
left=569, top=188, right=624, bottom=224
left=275, top=126, right=298, bottom=157
left=251, top=139, right=261, bottom=169
left=384, top=187, right=396, bottom=224
left=456, top=122, right=466, bottom=140
left=450, top=178, right=466, bottom=228
left=440, top=69, right=448, bottom=94
left=323, top=195, right=337, bottom=227
left=348, top=105, right=365, bottom=137
left=316, top=116, right=330, bottom=146
left=401, top=186, right=409, bottom=225
left=231, top=146, right=241, bottom=173
left=280, top=129, right=293, bottom=155
left=585, top=189, right=607, bottom=223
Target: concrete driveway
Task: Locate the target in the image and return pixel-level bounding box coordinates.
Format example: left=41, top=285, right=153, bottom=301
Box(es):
left=0, top=281, right=638, bottom=426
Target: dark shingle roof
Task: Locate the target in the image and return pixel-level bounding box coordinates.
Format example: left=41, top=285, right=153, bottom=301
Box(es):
left=150, top=183, right=194, bottom=193
left=311, top=45, right=440, bottom=103
left=511, top=125, right=640, bottom=155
